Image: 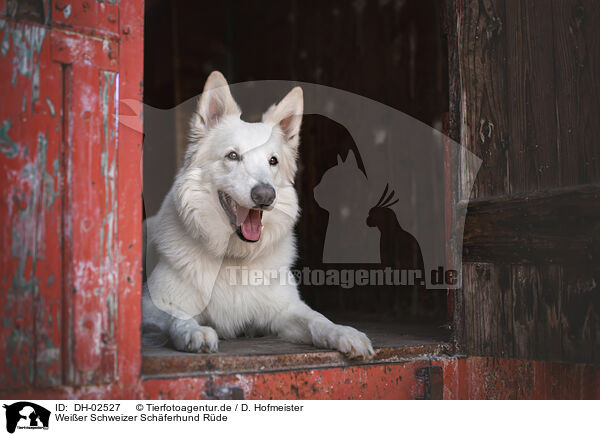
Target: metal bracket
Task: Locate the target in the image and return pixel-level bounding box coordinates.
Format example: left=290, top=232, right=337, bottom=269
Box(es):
left=415, top=366, right=443, bottom=400
left=204, top=380, right=244, bottom=400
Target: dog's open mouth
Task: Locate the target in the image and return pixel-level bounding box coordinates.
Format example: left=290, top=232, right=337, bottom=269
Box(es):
left=218, top=191, right=264, bottom=242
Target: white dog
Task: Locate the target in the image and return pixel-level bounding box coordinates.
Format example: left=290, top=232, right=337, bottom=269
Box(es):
left=142, top=72, right=373, bottom=358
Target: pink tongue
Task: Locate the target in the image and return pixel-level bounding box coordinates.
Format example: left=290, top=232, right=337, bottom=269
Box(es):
left=236, top=206, right=262, bottom=241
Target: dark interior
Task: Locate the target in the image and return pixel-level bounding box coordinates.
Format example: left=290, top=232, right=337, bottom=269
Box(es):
left=143, top=0, right=451, bottom=362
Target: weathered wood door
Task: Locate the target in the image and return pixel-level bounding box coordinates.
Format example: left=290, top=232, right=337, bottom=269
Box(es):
left=0, top=0, right=143, bottom=390
left=454, top=0, right=599, bottom=374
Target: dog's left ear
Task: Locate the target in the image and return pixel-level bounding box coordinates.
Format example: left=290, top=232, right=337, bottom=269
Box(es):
left=263, top=87, right=304, bottom=149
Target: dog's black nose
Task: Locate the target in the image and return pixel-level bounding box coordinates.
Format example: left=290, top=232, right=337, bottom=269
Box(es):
left=251, top=183, right=276, bottom=207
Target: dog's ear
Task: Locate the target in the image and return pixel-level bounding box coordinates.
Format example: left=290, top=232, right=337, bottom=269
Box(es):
left=263, top=87, right=303, bottom=149
left=190, top=71, right=240, bottom=139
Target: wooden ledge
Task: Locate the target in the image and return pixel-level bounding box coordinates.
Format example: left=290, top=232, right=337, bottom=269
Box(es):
left=141, top=323, right=453, bottom=378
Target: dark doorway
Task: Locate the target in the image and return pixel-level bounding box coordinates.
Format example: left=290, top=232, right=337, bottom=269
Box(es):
left=144, top=0, right=450, bottom=329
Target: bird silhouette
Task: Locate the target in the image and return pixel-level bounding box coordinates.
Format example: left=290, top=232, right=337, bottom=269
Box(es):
left=366, top=184, right=426, bottom=318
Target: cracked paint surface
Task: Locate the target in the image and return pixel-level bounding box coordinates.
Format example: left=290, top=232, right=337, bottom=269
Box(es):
left=0, top=19, right=46, bottom=109
left=1, top=0, right=144, bottom=393
left=1, top=15, right=62, bottom=389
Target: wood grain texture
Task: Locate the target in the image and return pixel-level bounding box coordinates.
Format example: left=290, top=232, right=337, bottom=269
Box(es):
left=463, top=184, right=600, bottom=263
left=463, top=262, right=598, bottom=363
left=552, top=0, right=600, bottom=185
left=560, top=265, right=600, bottom=363
left=457, top=0, right=600, bottom=363
left=505, top=0, right=559, bottom=193
left=456, top=0, right=509, bottom=198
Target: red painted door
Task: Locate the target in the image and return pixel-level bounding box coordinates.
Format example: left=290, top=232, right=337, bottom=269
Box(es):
left=0, top=0, right=143, bottom=391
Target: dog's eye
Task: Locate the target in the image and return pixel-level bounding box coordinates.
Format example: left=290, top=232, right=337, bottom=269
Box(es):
left=226, top=151, right=239, bottom=161
left=269, top=156, right=279, bottom=166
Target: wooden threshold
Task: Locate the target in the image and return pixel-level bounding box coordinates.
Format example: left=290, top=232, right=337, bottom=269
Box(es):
left=142, top=322, right=453, bottom=378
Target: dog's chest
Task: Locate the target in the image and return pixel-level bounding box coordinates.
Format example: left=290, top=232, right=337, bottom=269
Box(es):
left=200, top=281, right=278, bottom=337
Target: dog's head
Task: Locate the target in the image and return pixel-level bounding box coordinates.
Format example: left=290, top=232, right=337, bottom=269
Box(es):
left=174, top=72, right=303, bottom=257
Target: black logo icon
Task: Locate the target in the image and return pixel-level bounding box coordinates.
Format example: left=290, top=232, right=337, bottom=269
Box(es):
left=3, top=402, right=50, bottom=434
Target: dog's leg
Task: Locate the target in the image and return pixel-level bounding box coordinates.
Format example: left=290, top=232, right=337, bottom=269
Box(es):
left=143, top=285, right=219, bottom=353
left=273, top=300, right=374, bottom=358
left=144, top=260, right=219, bottom=353
left=141, top=283, right=171, bottom=347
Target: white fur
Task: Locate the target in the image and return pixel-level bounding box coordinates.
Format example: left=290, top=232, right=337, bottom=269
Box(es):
left=143, top=71, right=373, bottom=358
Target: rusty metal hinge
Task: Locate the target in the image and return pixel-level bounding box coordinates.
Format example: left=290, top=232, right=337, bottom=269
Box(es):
left=415, top=366, right=443, bottom=400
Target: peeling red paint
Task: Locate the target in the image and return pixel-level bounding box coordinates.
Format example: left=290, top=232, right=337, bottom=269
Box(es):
left=439, top=357, right=600, bottom=400
left=1, top=357, right=597, bottom=400
left=0, top=0, right=142, bottom=390
left=115, top=0, right=144, bottom=388
left=0, top=15, right=63, bottom=390
left=51, top=0, right=120, bottom=39
left=51, top=29, right=118, bottom=70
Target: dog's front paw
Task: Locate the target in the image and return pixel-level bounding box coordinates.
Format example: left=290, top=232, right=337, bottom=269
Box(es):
left=177, top=326, right=219, bottom=353
left=170, top=320, right=219, bottom=353
left=326, top=325, right=374, bottom=358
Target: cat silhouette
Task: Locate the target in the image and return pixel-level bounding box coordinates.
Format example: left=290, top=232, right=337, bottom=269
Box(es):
left=314, top=150, right=380, bottom=263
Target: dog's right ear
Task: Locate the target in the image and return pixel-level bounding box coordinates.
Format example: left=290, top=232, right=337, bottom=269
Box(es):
left=190, top=71, right=240, bottom=139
